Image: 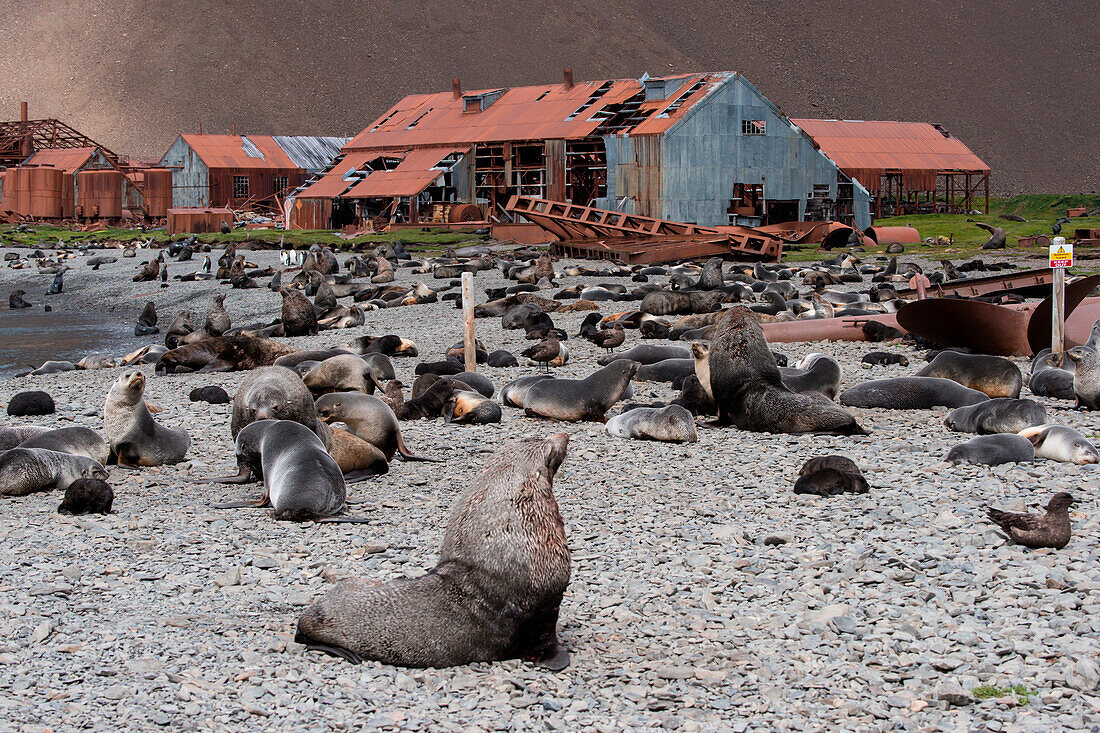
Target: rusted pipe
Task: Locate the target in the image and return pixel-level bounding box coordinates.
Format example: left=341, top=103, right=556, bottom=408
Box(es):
left=761, top=313, right=903, bottom=344
left=864, top=226, right=921, bottom=245
left=19, top=101, right=28, bottom=122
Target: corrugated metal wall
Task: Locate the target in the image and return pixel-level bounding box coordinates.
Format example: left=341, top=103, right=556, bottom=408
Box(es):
left=160, top=136, right=210, bottom=208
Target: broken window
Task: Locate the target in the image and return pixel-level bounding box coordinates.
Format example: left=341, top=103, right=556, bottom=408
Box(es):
left=273, top=176, right=288, bottom=194
left=233, top=176, right=249, bottom=198
left=432, top=152, right=464, bottom=171
left=741, top=119, right=767, bottom=136
left=369, top=108, right=401, bottom=132
left=406, top=108, right=433, bottom=129
left=565, top=81, right=613, bottom=121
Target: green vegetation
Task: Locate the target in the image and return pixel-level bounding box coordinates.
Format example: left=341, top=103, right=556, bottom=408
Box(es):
left=972, top=684, right=1036, bottom=704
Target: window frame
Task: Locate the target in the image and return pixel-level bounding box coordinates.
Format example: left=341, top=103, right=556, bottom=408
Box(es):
left=233, top=175, right=250, bottom=198
left=741, top=119, right=767, bottom=136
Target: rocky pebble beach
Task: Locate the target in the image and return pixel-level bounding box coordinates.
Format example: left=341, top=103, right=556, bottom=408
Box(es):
left=1, top=245, right=1099, bottom=731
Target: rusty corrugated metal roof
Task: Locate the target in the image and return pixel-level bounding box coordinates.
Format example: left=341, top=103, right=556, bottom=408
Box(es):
left=22, top=147, right=98, bottom=174
left=339, top=147, right=469, bottom=199
left=345, top=72, right=736, bottom=151
left=791, top=119, right=990, bottom=185
left=297, top=151, right=380, bottom=199
left=180, top=134, right=298, bottom=169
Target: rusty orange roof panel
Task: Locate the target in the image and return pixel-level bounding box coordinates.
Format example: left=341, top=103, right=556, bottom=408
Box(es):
left=180, top=134, right=298, bottom=170
left=345, top=73, right=737, bottom=151
left=22, top=147, right=98, bottom=174
left=792, top=119, right=990, bottom=182
left=339, top=147, right=469, bottom=199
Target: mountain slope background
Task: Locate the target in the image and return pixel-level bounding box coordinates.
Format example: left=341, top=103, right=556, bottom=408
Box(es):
left=1, top=0, right=1095, bottom=194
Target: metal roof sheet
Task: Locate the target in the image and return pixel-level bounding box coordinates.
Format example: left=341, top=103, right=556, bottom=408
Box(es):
left=791, top=119, right=990, bottom=178
left=339, top=147, right=469, bottom=199
left=179, top=134, right=298, bottom=169
left=272, top=136, right=352, bottom=171
left=22, top=147, right=99, bottom=174
left=345, top=73, right=736, bottom=151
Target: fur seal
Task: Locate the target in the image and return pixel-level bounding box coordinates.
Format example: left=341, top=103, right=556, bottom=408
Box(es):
left=444, top=391, right=503, bottom=424
left=156, top=336, right=296, bottom=374
left=640, top=290, right=722, bottom=316
left=189, top=386, right=231, bottom=404
left=209, top=420, right=359, bottom=520
left=273, top=349, right=355, bottom=371
left=1065, top=347, right=1100, bottom=409
left=524, top=360, right=638, bottom=422
left=7, top=391, right=55, bottom=416
left=1018, top=424, right=1100, bottom=464
left=671, top=374, right=717, bottom=416
left=487, top=350, right=518, bottom=367
left=635, top=358, right=695, bottom=383
left=281, top=288, right=318, bottom=336
left=314, top=393, right=435, bottom=461
left=987, top=493, right=1074, bottom=549
left=779, top=354, right=842, bottom=400
left=793, top=456, right=869, bottom=496
left=135, top=301, right=159, bottom=336
left=303, top=354, right=393, bottom=396
left=104, top=372, right=190, bottom=466
left=916, top=352, right=1023, bottom=399
left=705, top=307, right=865, bottom=434
left=501, top=375, right=555, bottom=408
left=400, top=379, right=455, bottom=420
left=944, top=398, right=1047, bottom=434
left=839, top=377, right=989, bottom=409
left=295, top=433, right=572, bottom=668
left=204, top=294, right=231, bottom=336
left=861, top=351, right=910, bottom=368
left=0, top=448, right=108, bottom=496
left=597, top=344, right=690, bottom=366
left=607, top=405, right=697, bottom=442
left=17, top=427, right=110, bottom=465
left=0, top=425, right=51, bottom=450
left=231, top=366, right=327, bottom=442
left=945, top=434, right=1034, bottom=465
left=9, top=289, right=32, bottom=309
left=57, top=478, right=114, bottom=514
left=1028, top=350, right=1075, bottom=400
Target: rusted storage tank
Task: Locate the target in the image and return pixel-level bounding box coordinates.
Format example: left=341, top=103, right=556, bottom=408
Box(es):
left=77, top=169, right=124, bottom=218
left=142, top=168, right=173, bottom=217
left=28, top=167, right=63, bottom=219
left=0, top=169, right=13, bottom=211
left=14, top=168, right=32, bottom=216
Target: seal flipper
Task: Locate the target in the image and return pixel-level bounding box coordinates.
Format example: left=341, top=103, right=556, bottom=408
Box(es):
left=530, top=643, right=570, bottom=671
left=343, top=467, right=386, bottom=483
left=213, top=498, right=268, bottom=509
left=295, top=629, right=364, bottom=664
left=395, top=431, right=441, bottom=462
left=193, top=466, right=256, bottom=484
left=313, top=515, right=372, bottom=524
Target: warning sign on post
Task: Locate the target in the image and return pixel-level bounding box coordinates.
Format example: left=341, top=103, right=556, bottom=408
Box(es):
left=1050, top=242, right=1074, bottom=268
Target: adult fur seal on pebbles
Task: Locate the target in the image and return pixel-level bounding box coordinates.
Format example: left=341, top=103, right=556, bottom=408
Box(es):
left=303, top=354, right=393, bottom=395
left=207, top=420, right=360, bottom=521
left=155, top=336, right=296, bottom=374
left=0, top=425, right=50, bottom=450
left=296, top=434, right=572, bottom=668
left=232, top=366, right=326, bottom=440
left=444, top=391, right=503, bottom=424
left=705, top=307, right=865, bottom=434
left=314, top=393, right=435, bottom=461
left=779, top=354, right=842, bottom=400
left=280, top=288, right=318, bottom=336
left=944, top=398, right=1047, bottom=435
left=840, top=377, right=988, bottom=409
left=501, top=375, right=555, bottom=408
left=0, top=448, right=108, bottom=496
left=1065, top=346, right=1100, bottom=409
left=607, top=404, right=697, bottom=443
left=524, top=360, right=638, bottom=422
left=18, top=427, right=110, bottom=465
left=1018, top=424, right=1100, bottom=464
left=945, top=434, right=1035, bottom=465
left=1028, top=349, right=1075, bottom=400
left=104, top=372, right=190, bottom=466
left=916, top=351, right=1023, bottom=399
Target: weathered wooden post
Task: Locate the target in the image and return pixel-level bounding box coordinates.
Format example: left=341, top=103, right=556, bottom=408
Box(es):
left=461, top=271, right=476, bottom=373
left=1050, top=236, right=1072, bottom=365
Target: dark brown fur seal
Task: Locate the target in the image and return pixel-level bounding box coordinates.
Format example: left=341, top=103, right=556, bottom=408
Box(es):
left=706, top=307, right=866, bottom=434
left=793, top=456, right=869, bottom=496
left=155, top=336, right=296, bottom=374
left=400, top=379, right=455, bottom=420
left=58, top=478, right=114, bottom=514
left=281, top=288, right=318, bottom=336
left=231, top=366, right=329, bottom=443
left=295, top=433, right=572, bottom=668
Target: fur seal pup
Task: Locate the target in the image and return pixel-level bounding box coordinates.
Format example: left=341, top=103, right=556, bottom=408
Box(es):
left=839, top=377, right=989, bottom=409
left=9, top=289, right=32, bottom=309
left=524, top=360, right=638, bottom=422
left=1018, top=424, right=1100, bottom=464
left=104, top=372, right=190, bottom=466
left=944, top=398, right=1047, bottom=435
left=487, top=350, right=518, bottom=367
left=296, top=433, right=572, bottom=669
left=607, top=405, right=697, bottom=443
left=779, top=354, right=842, bottom=400
left=0, top=448, right=108, bottom=496
left=1065, top=347, right=1100, bottom=409
left=706, top=307, right=865, bottom=434
left=17, top=427, right=110, bottom=465
left=501, top=375, right=555, bottom=408
left=945, top=434, right=1034, bottom=465
left=315, top=393, right=435, bottom=461
left=0, top=425, right=51, bottom=450
left=58, top=478, right=114, bottom=515
left=861, top=351, right=909, bottom=368
left=916, top=352, right=1023, bottom=399
left=400, top=379, right=456, bottom=420
left=189, top=386, right=231, bottom=404
left=793, top=456, right=869, bottom=496
left=208, top=420, right=359, bottom=521
left=7, top=390, right=55, bottom=416
left=1028, top=350, right=1075, bottom=400
left=597, top=344, right=690, bottom=367
left=672, top=374, right=717, bottom=416
left=444, top=391, right=502, bottom=424
left=281, top=288, right=318, bottom=336
left=987, top=493, right=1074, bottom=549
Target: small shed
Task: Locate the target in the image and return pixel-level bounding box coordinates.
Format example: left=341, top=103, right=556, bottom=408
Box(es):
left=167, top=207, right=233, bottom=235
left=159, top=134, right=349, bottom=211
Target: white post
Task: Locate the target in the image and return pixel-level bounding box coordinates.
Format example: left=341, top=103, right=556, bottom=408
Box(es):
left=461, top=272, right=476, bottom=373
left=1051, top=236, right=1067, bottom=365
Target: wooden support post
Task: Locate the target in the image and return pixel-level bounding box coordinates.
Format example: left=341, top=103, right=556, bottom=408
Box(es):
left=461, top=271, right=476, bottom=373
left=1052, top=237, right=1067, bottom=365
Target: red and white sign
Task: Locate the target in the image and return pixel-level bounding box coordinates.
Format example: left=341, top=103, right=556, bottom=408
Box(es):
left=1050, top=241, right=1073, bottom=269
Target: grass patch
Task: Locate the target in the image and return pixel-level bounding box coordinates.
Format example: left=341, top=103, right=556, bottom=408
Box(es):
left=972, top=684, right=1036, bottom=704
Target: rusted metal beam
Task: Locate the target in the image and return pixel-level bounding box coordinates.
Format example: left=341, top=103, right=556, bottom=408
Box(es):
left=894, top=267, right=1053, bottom=299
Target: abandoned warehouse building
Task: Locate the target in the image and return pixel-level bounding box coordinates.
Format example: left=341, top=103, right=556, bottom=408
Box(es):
left=288, top=71, right=886, bottom=231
